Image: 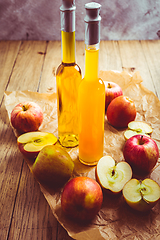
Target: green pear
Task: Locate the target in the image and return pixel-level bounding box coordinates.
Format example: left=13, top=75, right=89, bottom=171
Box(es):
left=31, top=145, right=74, bottom=190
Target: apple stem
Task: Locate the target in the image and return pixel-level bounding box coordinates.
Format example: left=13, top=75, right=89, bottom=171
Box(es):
left=139, top=135, right=144, bottom=145
left=22, top=105, right=28, bottom=111
left=108, top=83, right=111, bottom=89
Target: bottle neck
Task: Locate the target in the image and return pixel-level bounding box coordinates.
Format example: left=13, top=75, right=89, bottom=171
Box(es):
left=60, top=3, right=76, bottom=64
left=84, top=43, right=99, bottom=81
left=61, top=30, right=76, bottom=64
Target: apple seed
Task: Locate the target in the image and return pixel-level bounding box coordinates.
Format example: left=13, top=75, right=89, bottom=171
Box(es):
left=107, top=168, right=119, bottom=184
left=34, top=138, right=42, bottom=143
left=136, top=181, right=150, bottom=198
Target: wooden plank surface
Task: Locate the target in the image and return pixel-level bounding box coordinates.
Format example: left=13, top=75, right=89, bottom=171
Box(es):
left=118, top=40, right=156, bottom=94
left=0, top=40, right=160, bottom=240
left=6, top=41, right=47, bottom=92
left=0, top=41, right=21, bottom=102
left=141, top=40, right=160, bottom=99
left=39, top=41, right=61, bottom=93
left=100, top=41, right=122, bottom=72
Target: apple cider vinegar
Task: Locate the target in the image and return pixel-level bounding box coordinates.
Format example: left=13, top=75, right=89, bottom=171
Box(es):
left=78, top=3, right=105, bottom=165
left=56, top=0, right=82, bottom=147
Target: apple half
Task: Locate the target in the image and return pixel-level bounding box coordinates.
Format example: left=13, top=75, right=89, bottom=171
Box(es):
left=123, top=178, right=160, bottom=212
left=96, top=156, right=132, bottom=194
left=17, top=131, right=57, bottom=163
left=124, top=121, right=153, bottom=140
left=128, top=121, right=153, bottom=134
left=124, top=129, right=150, bottom=140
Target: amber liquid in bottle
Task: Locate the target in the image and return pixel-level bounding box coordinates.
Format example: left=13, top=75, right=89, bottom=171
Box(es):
left=78, top=2, right=105, bottom=165
left=78, top=44, right=105, bottom=165
left=56, top=30, right=82, bottom=147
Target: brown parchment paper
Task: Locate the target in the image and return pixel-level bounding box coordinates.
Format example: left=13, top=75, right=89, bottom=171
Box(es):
left=4, top=71, right=160, bottom=240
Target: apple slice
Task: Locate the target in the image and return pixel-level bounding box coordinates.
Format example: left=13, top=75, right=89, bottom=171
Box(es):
left=123, top=178, right=160, bottom=212
left=128, top=121, right=153, bottom=134
left=96, top=156, right=132, bottom=194
left=124, top=129, right=150, bottom=140
left=17, top=131, right=57, bottom=163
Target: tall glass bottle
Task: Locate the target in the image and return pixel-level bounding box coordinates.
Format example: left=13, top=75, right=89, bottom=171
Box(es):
left=56, top=0, right=82, bottom=147
left=78, top=2, right=105, bottom=165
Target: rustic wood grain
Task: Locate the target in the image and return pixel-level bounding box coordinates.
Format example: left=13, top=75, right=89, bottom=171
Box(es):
left=8, top=161, right=57, bottom=240
left=118, top=40, right=155, bottom=93
left=0, top=110, right=23, bottom=240
left=6, top=41, right=47, bottom=92
left=0, top=41, right=21, bottom=103
left=0, top=40, right=160, bottom=240
left=39, top=41, right=61, bottom=93
left=0, top=40, right=59, bottom=240
left=100, top=40, right=122, bottom=72
left=141, top=40, right=160, bottom=99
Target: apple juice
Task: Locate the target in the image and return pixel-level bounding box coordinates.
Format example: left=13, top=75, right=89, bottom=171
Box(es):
left=56, top=1, right=82, bottom=147
left=78, top=47, right=105, bottom=165
left=78, top=2, right=105, bottom=165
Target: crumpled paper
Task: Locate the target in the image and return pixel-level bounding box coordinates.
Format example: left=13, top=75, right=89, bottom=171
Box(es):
left=4, top=71, right=160, bottom=240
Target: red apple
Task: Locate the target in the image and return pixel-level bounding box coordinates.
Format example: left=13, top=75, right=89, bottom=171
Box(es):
left=11, top=101, right=43, bottom=133
left=106, top=95, right=136, bottom=128
left=17, top=131, right=57, bottom=164
left=61, top=176, right=103, bottom=222
left=123, top=135, right=159, bottom=175
left=104, top=81, right=123, bottom=111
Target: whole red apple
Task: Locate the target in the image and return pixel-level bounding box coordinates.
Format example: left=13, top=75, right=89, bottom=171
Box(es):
left=123, top=135, right=159, bottom=175
left=61, top=176, right=103, bottom=222
left=104, top=81, right=123, bottom=112
left=11, top=101, right=43, bottom=133
left=106, top=95, right=136, bottom=128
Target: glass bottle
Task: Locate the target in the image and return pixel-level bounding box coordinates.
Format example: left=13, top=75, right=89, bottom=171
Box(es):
left=56, top=0, right=82, bottom=148
left=78, top=2, right=105, bottom=165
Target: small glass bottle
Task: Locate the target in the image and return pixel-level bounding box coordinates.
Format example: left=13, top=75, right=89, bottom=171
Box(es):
left=78, top=2, right=105, bottom=165
left=56, top=0, right=82, bottom=148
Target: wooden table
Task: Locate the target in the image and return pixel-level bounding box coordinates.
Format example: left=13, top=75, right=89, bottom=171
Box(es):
left=1, top=40, right=160, bottom=240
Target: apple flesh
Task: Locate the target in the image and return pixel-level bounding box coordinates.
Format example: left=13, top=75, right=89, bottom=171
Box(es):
left=11, top=101, right=43, bottom=133
left=31, top=145, right=74, bottom=190
left=17, top=131, right=57, bottom=163
left=106, top=95, right=136, bottom=128
left=124, top=121, right=153, bottom=140
left=128, top=121, right=153, bottom=134
left=123, top=178, right=160, bottom=212
left=123, top=135, right=159, bottom=175
left=124, top=129, right=150, bottom=141
left=104, top=81, right=123, bottom=112
left=61, top=176, right=103, bottom=222
left=96, top=156, right=132, bottom=194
